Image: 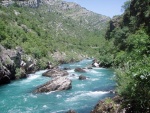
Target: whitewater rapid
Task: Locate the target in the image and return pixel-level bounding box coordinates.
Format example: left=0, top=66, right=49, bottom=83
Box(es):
left=0, top=59, right=116, bottom=113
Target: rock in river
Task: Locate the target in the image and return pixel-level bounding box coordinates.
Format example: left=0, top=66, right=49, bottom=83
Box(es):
left=42, top=68, right=69, bottom=77
left=74, top=67, right=86, bottom=73
left=79, top=75, right=87, bottom=80
left=66, top=109, right=77, bottom=113
left=34, top=76, right=72, bottom=93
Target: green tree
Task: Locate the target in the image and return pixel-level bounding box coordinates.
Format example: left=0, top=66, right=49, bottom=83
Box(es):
left=121, top=0, right=131, bottom=11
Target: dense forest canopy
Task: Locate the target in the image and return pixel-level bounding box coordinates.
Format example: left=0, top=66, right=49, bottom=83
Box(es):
left=104, top=0, right=150, bottom=112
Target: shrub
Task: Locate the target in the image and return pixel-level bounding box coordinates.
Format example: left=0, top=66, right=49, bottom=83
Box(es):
left=15, top=68, right=21, bottom=78
left=116, top=57, right=150, bottom=112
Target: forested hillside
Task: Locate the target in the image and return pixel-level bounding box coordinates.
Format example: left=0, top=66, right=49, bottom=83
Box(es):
left=100, top=0, right=150, bottom=112
left=0, top=0, right=110, bottom=67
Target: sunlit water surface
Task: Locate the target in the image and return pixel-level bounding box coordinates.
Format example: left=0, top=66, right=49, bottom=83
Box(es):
left=0, top=59, right=116, bottom=113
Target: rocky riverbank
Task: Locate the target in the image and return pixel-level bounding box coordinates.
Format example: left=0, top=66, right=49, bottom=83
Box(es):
left=0, top=45, right=116, bottom=112
left=0, top=45, right=37, bottom=85
left=0, top=44, right=88, bottom=85
left=91, top=96, right=127, bottom=113
left=0, top=57, right=116, bottom=112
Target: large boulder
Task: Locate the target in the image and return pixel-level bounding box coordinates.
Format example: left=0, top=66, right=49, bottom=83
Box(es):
left=0, top=45, right=22, bottom=84
left=92, top=62, right=100, bottom=67
left=79, top=75, right=86, bottom=80
left=21, top=55, right=37, bottom=74
left=0, top=75, right=11, bottom=85
left=92, top=59, right=100, bottom=67
left=74, top=67, right=86, bottom=73
left=34, top=77, right=72, bottom=93
left=42, top=68, right=69, bottom=77
left=0, top=65, right=14, bottom=84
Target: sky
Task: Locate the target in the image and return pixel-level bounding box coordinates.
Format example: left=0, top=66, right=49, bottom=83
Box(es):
left=64, top=0, right=127, bottom=18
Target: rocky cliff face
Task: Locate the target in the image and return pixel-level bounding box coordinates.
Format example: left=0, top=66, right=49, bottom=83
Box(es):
left=0, top=0, right=41, bottom=7
left=0, top=45, right=37, bottom=85
left=1, top=0, right=110, bottom=31
left=42, top=0, right=110, bottom=31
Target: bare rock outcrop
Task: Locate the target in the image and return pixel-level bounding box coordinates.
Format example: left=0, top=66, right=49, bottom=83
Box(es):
left=0, top=45, right=37, bottom=85
left=34, top=76, right=72, bottom=93
left=42, top=68, right=69, bottom=77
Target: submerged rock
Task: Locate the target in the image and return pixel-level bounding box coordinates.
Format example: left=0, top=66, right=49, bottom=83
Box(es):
left=34, top=77, right=72, bottom=93
left=79, top=75, right=86, bottom=80
left=87, top=66, right=93, bottom=69
left=42, top=68, right=69, bottom=77
left=74, top=67, right=86, bottom=73
left=66, top=109, right=77, bottom=113
left=63, top=67, right=71, bottom=70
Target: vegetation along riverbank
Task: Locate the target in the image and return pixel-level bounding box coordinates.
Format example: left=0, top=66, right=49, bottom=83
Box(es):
left=0, top=0, right=149, bottom=112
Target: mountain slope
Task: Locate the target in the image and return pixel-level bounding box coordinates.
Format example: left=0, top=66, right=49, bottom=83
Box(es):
left=43, top=0, right=110, bottom=31
left=0, top=0, right=110, bottom=66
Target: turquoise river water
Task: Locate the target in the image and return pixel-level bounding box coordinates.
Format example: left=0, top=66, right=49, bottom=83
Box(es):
left=0, top=59, right=116, bottom=113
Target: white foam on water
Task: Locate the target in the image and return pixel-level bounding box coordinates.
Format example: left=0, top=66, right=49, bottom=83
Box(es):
left=76, top=84, right=86, bottom=88
left=8, top=105, right=34, bottom=113
left=1, top=100, right=5, bottom=104
left=45, top=91, right=55, bottom=95
left=30, top=94, right=37, bottom=98
left=67, top=69, right=75, bottom=73
left=90, top=70, right=100, bottom=74
left=74, top=91, right=85, bottom=95
left=34, top=70, right=48, bottom=75
left=91, top=78, right=99, bottom=81
left=65, top=91, right=108, bottom=102
left=85, top=91, right=108, bottom=97
left=89, top=71, right=103, bottom=77
left=68, top=75, right=78, bottom=80
left=21, top=74, right=41, bottom=83
left=43, top=105, right=47, bottom=108
left=56, top=94, right=62, bottom=98
left=8, top=109, right=21, bottom=113
left=24, top=97, right=27, bottom=102
left=28, top=74, right=41, bottom=80
left=70, top=64, right=81, bottom=67
left=65, top=96, right=79, bottom=102
left=51, top=110, right=66, bottom=113
left=26, top=107, right=34, bottom=112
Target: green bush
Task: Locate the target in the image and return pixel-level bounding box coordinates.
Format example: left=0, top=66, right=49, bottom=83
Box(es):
left=105, top=0, right=150, bottom=112
left=15, top=68, right=21, bottom=78
left=116, top=57, right=150, bottom=112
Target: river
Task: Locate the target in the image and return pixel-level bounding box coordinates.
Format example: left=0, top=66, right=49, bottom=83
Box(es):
left=0, top=59, right=116, bottom=113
